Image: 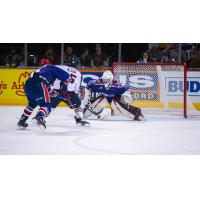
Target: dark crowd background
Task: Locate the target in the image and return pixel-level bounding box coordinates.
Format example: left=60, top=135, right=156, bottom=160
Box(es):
left=0, top=43, right=199, bottom=70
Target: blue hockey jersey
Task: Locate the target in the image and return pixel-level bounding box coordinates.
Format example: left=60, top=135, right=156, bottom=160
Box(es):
left=87, top=78, right=127, bottom=97
left=34, top=65, right=71, bottom=86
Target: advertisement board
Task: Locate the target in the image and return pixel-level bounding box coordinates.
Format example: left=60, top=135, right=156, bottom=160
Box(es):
left=114, top=68, right=200, bottom=109
left=0, top=68, right=199, bottom=108
left=0, top=68, right=103, bottom=105
left=114, top=65, right=161, bottom=102
left=0, top=69, right=34, bottom=105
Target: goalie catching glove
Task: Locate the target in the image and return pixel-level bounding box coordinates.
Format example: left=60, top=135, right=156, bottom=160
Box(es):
left=120, top=90, right=133, bottom=104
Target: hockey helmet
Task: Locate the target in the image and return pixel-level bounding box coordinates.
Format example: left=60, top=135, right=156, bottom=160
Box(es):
left=102, top=70, right=113, bottom=88
left=39, top=58, right=51, bottom=66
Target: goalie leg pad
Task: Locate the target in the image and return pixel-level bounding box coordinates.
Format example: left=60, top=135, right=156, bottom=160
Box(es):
left=128, top=104, right=144, bottom=120
left=84, top=96, right=108, bottom=118
left=112, top=99, right=135, bottom=119
left=112, top=98, right=144, bottom=121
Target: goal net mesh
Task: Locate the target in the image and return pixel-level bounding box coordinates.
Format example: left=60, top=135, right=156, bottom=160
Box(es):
left=112, top=62, right=200, bottom=117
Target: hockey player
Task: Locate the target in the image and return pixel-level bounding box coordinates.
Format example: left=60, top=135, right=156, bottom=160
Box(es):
left=83, top=70, right=144, bottom=121
left=49, top=58, right=89, bottom=126
left=17, top=63, right=80, bottom=129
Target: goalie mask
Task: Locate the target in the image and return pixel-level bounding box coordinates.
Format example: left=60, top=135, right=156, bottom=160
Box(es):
left=102, top=70, right=113, bottom=89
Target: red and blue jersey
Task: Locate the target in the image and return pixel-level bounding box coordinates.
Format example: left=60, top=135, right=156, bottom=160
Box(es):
left=24, top=65, right=75, bottom=116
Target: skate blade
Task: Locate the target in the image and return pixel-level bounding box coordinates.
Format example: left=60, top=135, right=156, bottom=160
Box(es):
left=139, top=116, right=146, bottom=121
left=134, top=117, right=146, bottom=122
left=83, top=123, right=91, bottom=127
left=76, top=123, right=91, bottom=127
left=97, top=114, right=108, bottom=120
left=16, top=126, right=28, bottom=130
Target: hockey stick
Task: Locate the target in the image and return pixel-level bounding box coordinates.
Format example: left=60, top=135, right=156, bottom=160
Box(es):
left=65, top=98, right=82, bottom=119
left=84, top=103, right=104, bottom=116
left=84, top=97, right=113, bottom=120
left=65, top=97, right=90, bottom=126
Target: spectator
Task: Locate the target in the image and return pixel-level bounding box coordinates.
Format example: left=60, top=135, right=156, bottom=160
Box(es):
left=137, top=52, right=151, bottom=63
left=18, top=48, right=37, bottom=67
left=91, top=46, right=107, bottom=68
left=64, top=46, right=77, bottom=66
left=28, top=54, right=38, bottom=66
left=148, top=44, right=162, bottom=62
left=17, top=48, right=38, bottom=67
left=161, top=43, right=187, bottom=63
left=44, top=47, right=60, bottom=64
left=0, top=55, right=4, bottom=66
left=107, top=53, right=117, bottom=67
left=5, top=48, right=21, bottom=68
left=69, top=57, right=81, bottom=69
left=18, top=48, right=25, bottom=67
left=157, top=43, right=169, bottom=50
left=80, top=48, right=91, bottom=68
left=187, top=47, right=200, bottom=70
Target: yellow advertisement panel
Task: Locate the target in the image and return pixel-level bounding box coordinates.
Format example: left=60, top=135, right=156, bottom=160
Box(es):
left=0, top=69, right=34, bottom=105
left=0, top=68, right=103, bottom=106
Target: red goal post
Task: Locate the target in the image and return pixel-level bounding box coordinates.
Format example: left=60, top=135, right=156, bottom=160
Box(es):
left=112, top=62, right=189, bottom=117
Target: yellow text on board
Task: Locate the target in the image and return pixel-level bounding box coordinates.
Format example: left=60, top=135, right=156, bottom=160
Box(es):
left=0, top=69, right=35, bottom=105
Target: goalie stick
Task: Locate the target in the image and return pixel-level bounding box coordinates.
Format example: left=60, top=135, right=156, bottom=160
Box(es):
left=84, top=103, right=104, bottom=116
left=84, top=95, right=109, bottom=120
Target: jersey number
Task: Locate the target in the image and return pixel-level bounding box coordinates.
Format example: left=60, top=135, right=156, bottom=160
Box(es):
left=69, top=74, right=77, bottom=83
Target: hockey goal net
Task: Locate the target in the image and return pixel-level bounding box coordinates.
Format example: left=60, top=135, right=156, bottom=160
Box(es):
left=112, top=62, right=200, bottom=118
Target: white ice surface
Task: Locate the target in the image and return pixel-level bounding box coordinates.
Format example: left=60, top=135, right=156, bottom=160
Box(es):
left=0, top=106, right=200, bottom=155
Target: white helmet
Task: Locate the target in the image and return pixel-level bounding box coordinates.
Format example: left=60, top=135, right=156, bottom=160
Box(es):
left=102, top=70, right=113, bottom=89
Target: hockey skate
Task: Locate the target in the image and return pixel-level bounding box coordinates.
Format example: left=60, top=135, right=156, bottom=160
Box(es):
left=134, top=114, right=144, bottom=121
left=133, top=109, right=144, bottom=121
left=32, top=116, right=46, bottom=130
left=74, top=116, right=90, bottom=126
left=17, top=119, right=28, bottom=130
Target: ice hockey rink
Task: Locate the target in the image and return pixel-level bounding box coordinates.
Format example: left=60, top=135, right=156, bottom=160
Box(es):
left=0, top=106, right=200, bottom=155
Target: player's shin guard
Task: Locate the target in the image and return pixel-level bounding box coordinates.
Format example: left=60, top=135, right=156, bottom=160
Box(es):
left=36, top=107, right=50, bottom=118
left=33, top=106, right=51, bottom=129
left=17, top=106, right=34, bottom=128
left=73, top=106, right=90, bottom=126
left=74, top=107, right=84, bottom=119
